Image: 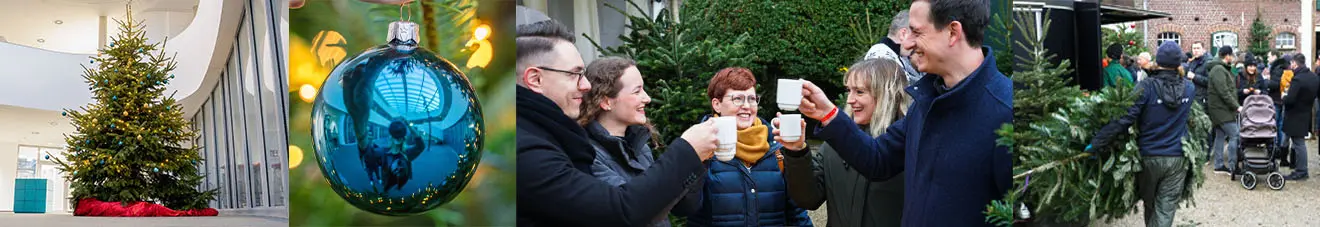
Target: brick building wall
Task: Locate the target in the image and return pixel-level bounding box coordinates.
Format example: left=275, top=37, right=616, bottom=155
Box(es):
left=1140, top=0, right=1304, bottom=55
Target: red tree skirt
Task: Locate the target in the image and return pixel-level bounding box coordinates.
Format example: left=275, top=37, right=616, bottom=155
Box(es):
left=73, top=198, right=218, bottom=217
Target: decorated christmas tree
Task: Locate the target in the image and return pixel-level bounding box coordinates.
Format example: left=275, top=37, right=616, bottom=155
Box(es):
left=53, top=4, right=217, bottom=211
left=985, top=12, right=1210, bottom=226
left=1102, top=23, right=1147, bottom=58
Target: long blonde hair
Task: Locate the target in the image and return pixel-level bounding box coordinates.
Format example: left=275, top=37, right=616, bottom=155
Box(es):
left=845, top=59, right=912, bottom=136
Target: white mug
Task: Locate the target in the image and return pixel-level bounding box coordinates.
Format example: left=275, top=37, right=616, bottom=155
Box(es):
left=777, top=79, right=803, bottom=111
left=713, top=116, right=737, bottom=161
left=780, top=114, right=803, bottom=142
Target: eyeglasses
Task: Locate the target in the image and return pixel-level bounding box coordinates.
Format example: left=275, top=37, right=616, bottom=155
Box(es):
left=723, top=94, right=759, bottom=106
left=535, top=66, right=584, bottom=84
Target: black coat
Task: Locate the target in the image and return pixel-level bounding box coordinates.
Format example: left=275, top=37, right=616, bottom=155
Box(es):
left=516, top=86, right=705, bottom=227
left=1283, top=68, right=1320, bottom=136
left=1187, top=54, right=1212, bottom=102
left=1237, top=71, right=1266, bottom=103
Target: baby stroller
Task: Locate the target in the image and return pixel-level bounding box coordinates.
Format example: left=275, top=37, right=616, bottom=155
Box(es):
left=1233, top=94, right=1286, bottom=190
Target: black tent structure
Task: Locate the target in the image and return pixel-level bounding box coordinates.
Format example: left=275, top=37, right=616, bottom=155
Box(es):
left=1014, top=0, right=1171, bottom=91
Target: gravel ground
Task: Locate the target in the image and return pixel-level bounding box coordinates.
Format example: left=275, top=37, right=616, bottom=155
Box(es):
left=804, top=139, right=1320, bottom=227
left=1092, top=140, right=1320, bottom=227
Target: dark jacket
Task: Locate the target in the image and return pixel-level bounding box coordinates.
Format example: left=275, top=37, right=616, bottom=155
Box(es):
left=1187, top=53, right=1212, bottom=102
left=687, top=116, right=813, bottom=227
left=1265, top=68, right=1285, bottom=104
left=806, top=46, right=1012, bottom=227
left=1237, top=71, right=1266, bottom=103
left=783, top=143, right=904, bottom=227
left=1091, top=70, right=1196, bottom=157
left=586, top=122, right=703, bottom=227
left=517, top=86, right=705, bottom=227
left=1205, top=59, right=1240, bottom=124
left=1283, top=67, right=1320, bottom=136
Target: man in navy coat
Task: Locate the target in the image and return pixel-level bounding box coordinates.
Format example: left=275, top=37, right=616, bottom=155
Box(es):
left=776, top=0, right=1012, bottom=226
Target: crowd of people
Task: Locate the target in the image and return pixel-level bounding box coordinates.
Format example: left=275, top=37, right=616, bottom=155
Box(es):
left=1096, top=36, right=1318, bottom=226
left=514, top=0, right=1010, bottom=226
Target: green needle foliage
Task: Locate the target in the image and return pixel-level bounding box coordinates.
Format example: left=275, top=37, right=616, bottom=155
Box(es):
left=55, top=4, right=217, bottom=210
left=987, top=12, right=1210, bottom=226
left=1249, top=10, right=1273, bottom=57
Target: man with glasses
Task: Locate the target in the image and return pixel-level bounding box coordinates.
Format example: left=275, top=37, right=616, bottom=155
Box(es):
left=776, top=0, right=1012, bottom=225
left=515, top=19, right=721, bottom=226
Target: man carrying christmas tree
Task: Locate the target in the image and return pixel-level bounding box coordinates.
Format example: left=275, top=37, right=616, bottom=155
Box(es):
left=1206, top=46, right=1240, bottom=175
left=1089, top=41, right=1196, bottom=227
left=775, top=0, right=1011, bottom=225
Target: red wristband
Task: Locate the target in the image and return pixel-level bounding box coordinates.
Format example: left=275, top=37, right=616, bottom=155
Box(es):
left=821, top=106, right=839, bottom=123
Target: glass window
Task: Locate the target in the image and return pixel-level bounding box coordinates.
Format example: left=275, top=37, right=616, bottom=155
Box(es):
left=1212, top=31, right=1238, bottom=53
left=264, top=0, right=289, bottom=207
left=230, top=44, right=251, bottom=209
left=1277, top=33, right=1296, bottom=49
left=16, top=146, right=38, bottom=178
left=243, top=13, right=267, bottom=206
left=1157, top=32, right=1180, bottom=46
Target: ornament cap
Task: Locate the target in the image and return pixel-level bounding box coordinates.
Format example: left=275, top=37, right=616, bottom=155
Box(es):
left=388, top=21, right=420, bottom=48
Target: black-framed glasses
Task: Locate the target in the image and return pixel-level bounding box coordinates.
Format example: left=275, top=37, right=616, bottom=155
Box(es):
left=723, top=94, right=759, bottom=106
left=535, top=66, right=584, bottom=83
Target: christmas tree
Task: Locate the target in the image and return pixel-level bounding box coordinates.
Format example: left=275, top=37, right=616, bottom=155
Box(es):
left=1249, top=10, right=1273, bottom=57
left=985, top=12, right=1211, bottom=226
left=53, top=4, right=217, bottom=211
left=1101, top=23, right=1147, bottom=58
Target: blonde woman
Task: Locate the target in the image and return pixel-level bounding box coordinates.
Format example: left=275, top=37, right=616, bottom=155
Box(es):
left=780, top=58, right=912, bottom=227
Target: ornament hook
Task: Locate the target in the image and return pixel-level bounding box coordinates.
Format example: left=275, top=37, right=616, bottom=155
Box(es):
left=399, top=2, right=412, bottom=22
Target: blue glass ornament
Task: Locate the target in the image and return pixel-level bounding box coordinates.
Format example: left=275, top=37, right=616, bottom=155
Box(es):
left=110, top=43, right=114, bottom=47
left=100, top=160, right=104, bottom=164
left=44, top=155, right=49, bottom=160
left=153, top=168, right=159, bottom=172
left=118, top=141, right=122, bottom=145
left=311, top=21, right=484, bottom=216
left=62, top=111, right=67, bottom=116
left=89, top=60, right=94, bottom=63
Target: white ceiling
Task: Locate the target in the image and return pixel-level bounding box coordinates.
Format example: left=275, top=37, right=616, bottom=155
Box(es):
left=0, top=0, right=200, bottom=54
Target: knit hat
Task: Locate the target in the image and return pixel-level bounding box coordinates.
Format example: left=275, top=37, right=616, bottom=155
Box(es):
left=1106, top=43, right=1124, bottom=60
left=1156, top=41, right=1183, bottom=68
left=1218, top=46, right=1234, bottom=57
left=1243, top=53, right=1258, bottom=66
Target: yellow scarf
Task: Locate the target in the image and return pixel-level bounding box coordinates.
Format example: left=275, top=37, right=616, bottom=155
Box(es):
left=734, top=119, right=770, bottom=166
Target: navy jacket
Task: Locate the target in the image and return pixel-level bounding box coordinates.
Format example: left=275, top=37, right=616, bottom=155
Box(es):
left=517, top=86, right=705, bottom=227
left=1092, top=70, right=1195, bottom=157
left=687, top=116, right=813, bottom=227
left=811, top=47, right=1013, bottom=226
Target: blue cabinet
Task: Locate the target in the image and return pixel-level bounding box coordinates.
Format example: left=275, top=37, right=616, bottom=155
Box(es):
left=13, top=179, right=46, bottom=213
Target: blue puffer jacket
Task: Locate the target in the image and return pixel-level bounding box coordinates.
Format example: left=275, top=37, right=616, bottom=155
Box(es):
left=687, top=116, right=813, bottom=227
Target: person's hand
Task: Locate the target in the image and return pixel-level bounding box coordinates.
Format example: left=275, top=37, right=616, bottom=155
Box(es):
left=799, top=80, right=838, bottom=125
left=772, top=112, right=808, bottom=151
left=1243, top=88, right=1251, bottom=94
left=1186, top=72, right=1196, bottom=80
left=1255, top=89, right=1262, bottom=95
left=292, top=0, right=415, bottom=9
left=680, top=120, right=719, bottom=161
left=1237, top=106, right=1244, bottom=112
